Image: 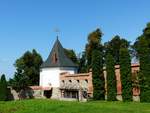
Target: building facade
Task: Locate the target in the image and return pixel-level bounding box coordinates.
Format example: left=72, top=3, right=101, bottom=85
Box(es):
left=38, top=38, right=140, bottom=101
left=39, top=38, right=78, bottom=99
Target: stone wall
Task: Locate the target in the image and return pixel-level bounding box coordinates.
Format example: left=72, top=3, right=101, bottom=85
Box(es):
left=60, top=72, right=93, bottom=97
left=51, top=87, right=61, bottom=99
left=8, top=63, right=140, bottom=101
left=60, top=63, right=140, bottom=101
left=7, top=86, right=49, bottom=100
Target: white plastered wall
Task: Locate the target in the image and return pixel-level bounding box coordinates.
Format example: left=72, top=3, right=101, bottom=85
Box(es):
left=40, top=67, right=77, bottom=87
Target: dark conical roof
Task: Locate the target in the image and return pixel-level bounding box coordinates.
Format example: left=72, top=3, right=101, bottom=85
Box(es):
left=41, top=38, right=78, bottom=68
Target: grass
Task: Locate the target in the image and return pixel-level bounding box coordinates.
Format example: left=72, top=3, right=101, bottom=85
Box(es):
left=0, top=99, right=150, bottom=113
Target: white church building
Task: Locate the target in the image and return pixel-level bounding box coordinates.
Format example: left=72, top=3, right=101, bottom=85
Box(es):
left=39, top=38, right=79, bottom=99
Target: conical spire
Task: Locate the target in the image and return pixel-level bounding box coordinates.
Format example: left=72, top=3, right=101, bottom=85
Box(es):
left=41, top=38, right=78, bottom=68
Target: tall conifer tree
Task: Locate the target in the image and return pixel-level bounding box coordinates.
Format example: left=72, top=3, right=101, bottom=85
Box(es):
left=106, top=53, right=117, bottom=101
left=0, top=74, right=7, bottom=101
left=88, top=28, right=105, bottom=100
left=138, top=37, right=150, bottom=102
left=134, top=23, right=150, bottom=102
left=92, top=49, right=105, bottom=100
left=119, top=48, right=132, bottom=101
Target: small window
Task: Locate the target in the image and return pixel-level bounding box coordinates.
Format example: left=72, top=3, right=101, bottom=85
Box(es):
left=62, top=80, right=65, bottom=83
left=77, top=80, right=79, bottom=83
left=52, top=52, right=58, bottom=63
left=85, top=79, right=88, bottom=83
left=69, top=80, right=72, bottom=83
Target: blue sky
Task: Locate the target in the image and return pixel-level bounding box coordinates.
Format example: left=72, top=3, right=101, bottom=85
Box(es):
left=0, top=0, right=150, bottom=79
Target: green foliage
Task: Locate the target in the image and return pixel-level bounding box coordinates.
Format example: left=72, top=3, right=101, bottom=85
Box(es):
left=132, top=71, right=139, bottom=89
left=78, top=52, right=87, bottom=73
left=104, top=35, right=130, bottom=64
left=86, top=28, right=103, bottom=69
left=143, top=23, right=150, bottom=38
left=85, top=28, right=105, bottom=100
left=92, top=49, right=105, bottom=100
left=64, top=48, right=88, bottom=73
left=119, top=48, right=132, bottom=101
left=0, top=99, right=150, bottom=113
left=13, top=49, right=43, bottom=86
left=0, top=74, right=8, bottom=101
left=133, top=23, right=150, bottom=102
left=64, top=48, right=78, bottom=64
left=9, top=49, right=43, bottom=95
left=106, top=53, right=117, bottom=101
left=9, top=70, right=29, bottom=92
left=137, top=37, right=150, bottom=102
left=86, top=28, right=105, bottom=100
left=133, top=23, right=150, bottom=56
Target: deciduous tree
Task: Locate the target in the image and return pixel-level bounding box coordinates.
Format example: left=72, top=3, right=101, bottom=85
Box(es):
left=104, top=35, right=130, bottom=64
left=86, top=29, right=103, bottom=69
left=14, top=49, right=43, bottom=85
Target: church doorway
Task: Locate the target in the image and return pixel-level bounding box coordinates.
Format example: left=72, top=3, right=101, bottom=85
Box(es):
left=44, top=90, right=52, bottom=98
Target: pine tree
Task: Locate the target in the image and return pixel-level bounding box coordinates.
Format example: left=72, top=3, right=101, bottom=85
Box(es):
left=119, top=48, right=132, bottom=101
left=106, top=53, right=117, bottom=101
left=92, top=49, right=105, bottom=100
left=0, top=74, right=8, bottom=101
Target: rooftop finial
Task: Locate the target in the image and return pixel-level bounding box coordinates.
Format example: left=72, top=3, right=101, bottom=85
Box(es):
left=54, top=28, right=60, bottom=40
left=56, top=35, right=59, bottom=40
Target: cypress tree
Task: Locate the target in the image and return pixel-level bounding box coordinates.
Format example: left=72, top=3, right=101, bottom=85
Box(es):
left=134, top=23, right=150, bottom=102
left=92, top=49, right=105, bottom=100
left=138, top=37, right=150, bottom=102
left=106, top=53, right=117, bottom=101
left=0, top=74, right=7, bottom=101
left=119, top=48, right=132, bottom=101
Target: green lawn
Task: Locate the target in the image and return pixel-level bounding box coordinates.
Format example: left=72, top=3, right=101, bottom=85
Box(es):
left=0, top=99, right=150, bottom=113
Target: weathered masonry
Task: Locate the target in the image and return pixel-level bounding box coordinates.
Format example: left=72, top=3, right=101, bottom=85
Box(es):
left=59, top=64, right=140, bottom=101
left=39, top=38, right=140, bottom=101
